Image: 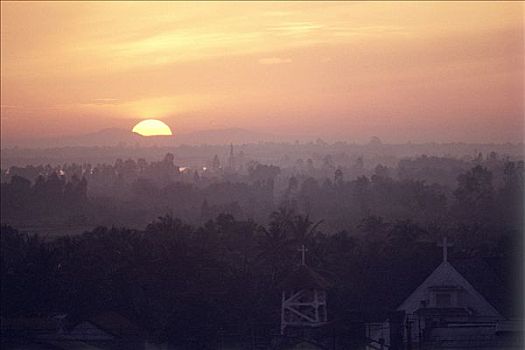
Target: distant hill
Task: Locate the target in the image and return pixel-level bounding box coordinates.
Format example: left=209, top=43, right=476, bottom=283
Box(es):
left=1, top=128, right=280, bottom=148
left=1, top=128, right=141, bottom=148
left=175, top=128, right=278, bottom=145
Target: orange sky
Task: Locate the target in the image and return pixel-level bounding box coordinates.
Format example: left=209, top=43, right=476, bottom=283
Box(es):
left=1, top=1, right=523, bottom=143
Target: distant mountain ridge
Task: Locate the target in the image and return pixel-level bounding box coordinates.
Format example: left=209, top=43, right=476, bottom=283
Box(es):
left=176, top=128, right=278, bottom=145
left=1, top=127, right=280, bottom=148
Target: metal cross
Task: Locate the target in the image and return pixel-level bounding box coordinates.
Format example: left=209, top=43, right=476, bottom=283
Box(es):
left=437, top=236, right=454, bottom=263
left=298, top=245, right=308, bottom=265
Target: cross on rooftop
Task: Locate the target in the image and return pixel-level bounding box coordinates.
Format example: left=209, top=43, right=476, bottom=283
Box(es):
left=437, top=236, right=454, bottom=263
left=298, top=245, right=308, bottom=266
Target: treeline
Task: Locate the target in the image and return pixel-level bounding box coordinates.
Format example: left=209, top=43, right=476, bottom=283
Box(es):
left=283, top=162, right=523, bottom=232
left=1, top=158, right=523, bottom=232
left=0, top=173, right=88, bottom=224
left=1, top=207, right=521, bottom=345
left=1, top=152, right=522, bottom=347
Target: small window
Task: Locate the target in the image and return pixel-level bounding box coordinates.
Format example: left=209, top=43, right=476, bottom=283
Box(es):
left=435, top=293, right=452, bottom=307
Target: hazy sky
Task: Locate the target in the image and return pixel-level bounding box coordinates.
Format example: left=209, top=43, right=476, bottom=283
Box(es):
left=1, top=1, right=523, bottom=143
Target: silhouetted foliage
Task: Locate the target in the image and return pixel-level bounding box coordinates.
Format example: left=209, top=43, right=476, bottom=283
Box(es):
left=1, top=149, right=522, bottom=347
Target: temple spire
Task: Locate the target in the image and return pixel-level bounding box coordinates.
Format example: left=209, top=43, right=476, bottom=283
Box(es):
left=227, top=143, right=234, bottom=170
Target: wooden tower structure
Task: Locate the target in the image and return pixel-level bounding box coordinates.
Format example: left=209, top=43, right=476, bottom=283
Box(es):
left=280, top=245, right=331, bottom=335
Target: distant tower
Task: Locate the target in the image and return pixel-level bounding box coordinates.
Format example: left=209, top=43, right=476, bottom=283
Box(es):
left=227, top=143, right=235, bottom=170
left=334, top=168, right=343, bottom=185
left=212, top=155, right=221, bottom=170
left=280, top=245, right=330, bottom=335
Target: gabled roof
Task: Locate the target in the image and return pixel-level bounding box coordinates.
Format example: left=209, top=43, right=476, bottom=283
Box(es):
left=451, top=257, right=517, bottom=319
left=396, top=257, right=514, bottom=319
left=358, top=256, right=440, bottom=321
left=361, top=256, right=517, bottom=321
left=71, top=311, right=144, bottom=339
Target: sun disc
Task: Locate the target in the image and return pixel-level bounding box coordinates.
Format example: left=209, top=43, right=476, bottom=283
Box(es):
left=132, top=119, right=173, bottom=136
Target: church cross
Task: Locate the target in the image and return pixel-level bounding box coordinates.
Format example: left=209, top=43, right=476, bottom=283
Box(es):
left=437, top=236, right=454, bottom=263
left=298, top=245, right=308, bottom=266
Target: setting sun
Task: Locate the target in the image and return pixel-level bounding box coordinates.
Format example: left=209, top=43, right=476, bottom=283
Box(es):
left=132, top=119, right=173, bottom=136
left=1, top=2, right=522, bottom=143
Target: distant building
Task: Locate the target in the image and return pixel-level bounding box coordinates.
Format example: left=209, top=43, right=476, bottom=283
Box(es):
left=66, top=311, right=145, bottom=350
left=366, top=238, right=523, bottom=350
left=1, top=312, right=146, bottom=350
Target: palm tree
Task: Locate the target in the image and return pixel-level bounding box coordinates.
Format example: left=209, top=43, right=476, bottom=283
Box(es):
left=291, top=214, right=323, bottom=246
left=256, top=208, right=296, bottom=284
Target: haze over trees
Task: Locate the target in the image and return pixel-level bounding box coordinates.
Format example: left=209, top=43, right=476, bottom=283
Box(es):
left=0, top=142, right=523, bottom=347
left=1, top=143, right=522, bottom=233
left=1, top=1, right=523, bottom=348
